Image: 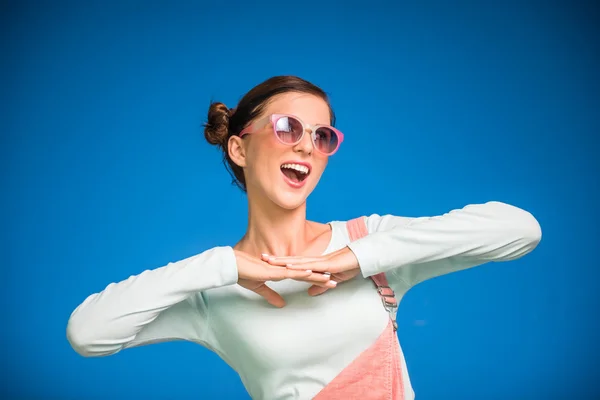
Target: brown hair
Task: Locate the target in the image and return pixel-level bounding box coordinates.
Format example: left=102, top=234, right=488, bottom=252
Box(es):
left=203, top=75, right=336, bottom=192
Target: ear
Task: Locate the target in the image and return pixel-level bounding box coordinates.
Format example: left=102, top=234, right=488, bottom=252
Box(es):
left=228, top=135, right=247, bottom=168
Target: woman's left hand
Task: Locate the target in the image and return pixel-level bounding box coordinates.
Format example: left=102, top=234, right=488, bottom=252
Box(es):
left=261, top=247, right=361, bottom=296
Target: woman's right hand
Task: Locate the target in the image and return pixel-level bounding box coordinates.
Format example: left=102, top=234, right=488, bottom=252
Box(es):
left=234, top=250, right=335, bottom=308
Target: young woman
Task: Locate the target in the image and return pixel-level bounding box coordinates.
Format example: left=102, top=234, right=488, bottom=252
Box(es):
left=66, top=76, right=542, bottom=399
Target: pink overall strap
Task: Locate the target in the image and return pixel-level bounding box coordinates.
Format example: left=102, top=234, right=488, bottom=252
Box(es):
left=346, top=217, right=398, bottom=331
left=312, top=218, right=405, bottom=399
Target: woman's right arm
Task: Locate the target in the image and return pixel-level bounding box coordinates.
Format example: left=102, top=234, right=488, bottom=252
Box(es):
left=66, top=246, right=238, bottom=357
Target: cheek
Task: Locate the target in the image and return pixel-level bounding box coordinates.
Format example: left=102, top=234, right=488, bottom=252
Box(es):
left=249, top=134, right=280, bottom=157
left=246, top=140, right=280, bottom=176
left=312, top=159, right=328, bottom=178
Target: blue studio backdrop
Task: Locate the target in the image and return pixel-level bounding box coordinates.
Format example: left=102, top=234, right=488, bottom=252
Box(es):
left=2, top=1, right=599, bottom=399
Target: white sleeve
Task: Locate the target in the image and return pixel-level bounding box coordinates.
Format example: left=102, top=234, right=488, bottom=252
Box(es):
left=66, top=246, right=238, bottom=357
left=347, top=201, right=542, bottom=287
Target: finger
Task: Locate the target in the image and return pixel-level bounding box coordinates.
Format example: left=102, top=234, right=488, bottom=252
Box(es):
left=284, top=268, right=317, bottom=281
left=303, top=271, right=331, bottom=283
left=292, top=272, right=335, bottom=287
left=259, top=264, right=311, bottom=281
left=290, top=270, right=337, bottom=288
left=252, top=284, right=286, bottom=308
left=262, top=254, right=321, bottom=266
left=293, top=279, right=335, bottom=288
left=284, top=261, right=331, bottom=273
left=308, top=276, right=341, bottom=295
left=308, top=284, right=331, bottom=296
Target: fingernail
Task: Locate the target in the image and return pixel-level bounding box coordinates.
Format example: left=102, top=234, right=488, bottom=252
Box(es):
left=306, top=270, right=312, bottom=273
left=328, top=281, right=337, bottom=287
left=286, top=264, right=293, bottom=267
left=261, top=253, right=269, bottom=258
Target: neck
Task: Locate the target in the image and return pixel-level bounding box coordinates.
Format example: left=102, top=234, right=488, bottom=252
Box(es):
left=238, top=195, right=315, bottom=258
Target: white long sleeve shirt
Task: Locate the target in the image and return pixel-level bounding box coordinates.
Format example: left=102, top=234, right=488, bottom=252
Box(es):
left=66, top=201, right=542, bottom=400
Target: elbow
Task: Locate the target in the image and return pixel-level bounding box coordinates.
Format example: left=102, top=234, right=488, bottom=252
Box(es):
left=522, top=212, right=542, bottom=247
left=490, top=201, right=542, bottom=250
left=66, top=318, right=101, bottom=357
left=66, top=315, right=121, bottom=358
left=516, top=211, right=542, bottom=255
left=66, top=319, right=95, bottom=357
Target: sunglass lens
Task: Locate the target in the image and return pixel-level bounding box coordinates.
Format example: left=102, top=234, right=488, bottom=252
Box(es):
left=274, top=116, right=303, bottom=144
left=314, top=127, right=339, bottom=154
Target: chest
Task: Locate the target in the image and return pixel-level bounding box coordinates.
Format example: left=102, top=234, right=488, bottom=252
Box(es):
left=204, top=276, right=390, bottom=373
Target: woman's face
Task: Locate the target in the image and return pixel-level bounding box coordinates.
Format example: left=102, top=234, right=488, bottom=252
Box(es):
left=231, top=92, right=333, bottom=210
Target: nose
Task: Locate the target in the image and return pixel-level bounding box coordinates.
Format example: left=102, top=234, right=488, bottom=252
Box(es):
left=292, top=128, right=314, bottom=155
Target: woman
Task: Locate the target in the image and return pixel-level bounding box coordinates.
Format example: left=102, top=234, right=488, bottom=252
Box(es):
left=66, top=76, right=542, bottom=399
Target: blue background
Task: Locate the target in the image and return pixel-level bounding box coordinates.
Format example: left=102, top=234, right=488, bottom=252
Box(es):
left=2, top=0, right=598, bottom=398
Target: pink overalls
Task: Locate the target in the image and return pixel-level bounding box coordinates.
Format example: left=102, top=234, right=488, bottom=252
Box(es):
left=313, top=217, right=405, bottom=400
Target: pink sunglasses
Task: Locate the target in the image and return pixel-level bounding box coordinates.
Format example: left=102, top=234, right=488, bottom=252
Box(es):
left=239, top=113, right=344, bottom=156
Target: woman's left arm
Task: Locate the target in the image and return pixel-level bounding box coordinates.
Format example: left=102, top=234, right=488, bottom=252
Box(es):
left=348, top=201, right=542, bottom=286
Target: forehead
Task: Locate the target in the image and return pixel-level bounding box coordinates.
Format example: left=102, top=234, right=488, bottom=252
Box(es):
left=263, top=92, right=331, bottom=125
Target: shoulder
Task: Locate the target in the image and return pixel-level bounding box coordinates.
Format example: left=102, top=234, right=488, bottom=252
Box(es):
left=363, top=214, right=415, bottom=233
left=329, top=213, right=416, bottom=235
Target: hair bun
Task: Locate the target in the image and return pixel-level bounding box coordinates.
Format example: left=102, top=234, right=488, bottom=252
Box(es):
left=204, top=102, right=231, bottom=148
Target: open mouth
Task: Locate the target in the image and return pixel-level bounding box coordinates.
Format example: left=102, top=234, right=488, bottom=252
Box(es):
left=280, top=163, right=310, bottom=185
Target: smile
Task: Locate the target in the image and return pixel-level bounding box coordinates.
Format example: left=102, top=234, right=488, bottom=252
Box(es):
left=280, top=162, right=311, bottom=188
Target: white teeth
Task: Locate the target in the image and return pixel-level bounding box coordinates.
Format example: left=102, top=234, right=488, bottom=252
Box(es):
left=281, top=163, right=309, bottom=175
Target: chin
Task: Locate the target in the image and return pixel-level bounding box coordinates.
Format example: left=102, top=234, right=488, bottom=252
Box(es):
left=272, top=191, right=311, bottom=210
left=247, top=163, right=324, bottom=210
left=269, top=176, right=321, bottom=210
